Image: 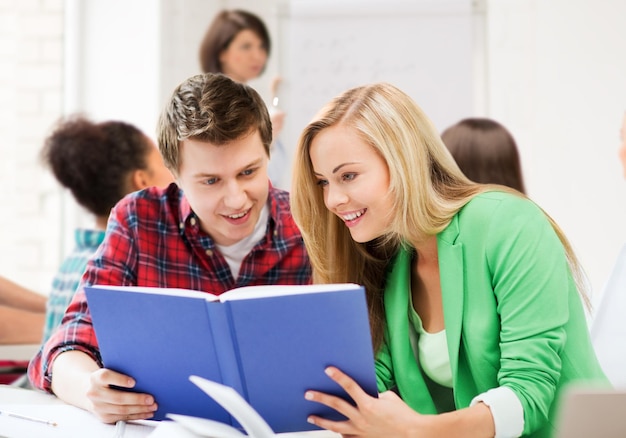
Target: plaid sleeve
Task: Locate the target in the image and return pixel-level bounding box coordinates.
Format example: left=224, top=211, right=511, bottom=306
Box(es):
left=28, top=201, right=139, bottom=392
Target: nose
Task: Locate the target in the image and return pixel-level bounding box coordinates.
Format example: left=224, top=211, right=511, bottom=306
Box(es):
left=254, top=47, right=267, bottom=64
left=223, top=180, right=247, bottom=210
left=324, top=183, right=348, bottom=210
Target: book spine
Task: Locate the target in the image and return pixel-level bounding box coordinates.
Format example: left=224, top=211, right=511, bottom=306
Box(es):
left=205, top=302, right=247, bottom=399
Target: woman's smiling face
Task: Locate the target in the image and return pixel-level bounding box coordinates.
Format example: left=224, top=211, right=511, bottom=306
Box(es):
left=309, top=124, right=394, bottom=243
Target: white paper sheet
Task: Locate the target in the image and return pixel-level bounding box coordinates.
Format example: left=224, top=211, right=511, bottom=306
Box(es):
left=0, top=404, right=157, bottom=438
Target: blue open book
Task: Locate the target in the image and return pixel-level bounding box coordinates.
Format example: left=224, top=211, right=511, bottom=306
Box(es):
left=84, top=283, right=377, bottom=433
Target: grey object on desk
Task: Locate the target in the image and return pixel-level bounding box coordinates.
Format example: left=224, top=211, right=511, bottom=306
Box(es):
left=555, top=388, right=626, bottom=438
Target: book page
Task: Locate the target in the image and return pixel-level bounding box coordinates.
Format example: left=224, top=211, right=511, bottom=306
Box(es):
left=166, top=414, right=246, bottom=437
left=220, top=283, right=361, bottom=301
left=189, top=375, right=275, bottom=438
left=90, top=285, right=219, bottom=301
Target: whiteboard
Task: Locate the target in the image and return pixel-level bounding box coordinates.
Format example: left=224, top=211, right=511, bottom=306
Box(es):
left=276, top=0, right=485, bottom=183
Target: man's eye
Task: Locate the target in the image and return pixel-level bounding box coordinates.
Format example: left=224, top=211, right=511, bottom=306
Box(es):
left=241, top=168, right=255, bottom=176
left=204, top=178, right=218, bottom=185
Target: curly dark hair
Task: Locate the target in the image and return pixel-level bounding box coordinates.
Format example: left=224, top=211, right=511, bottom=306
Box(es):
left=41, top=115, right=152, bottom=216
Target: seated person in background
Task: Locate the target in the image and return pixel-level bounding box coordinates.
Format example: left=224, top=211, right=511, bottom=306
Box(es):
left=0, top=275, right=46, bottom=345
left=441, top=117, right=526, bottom=193
left=290, top=83, right=607, bottom=437
left=28, top=73, right=311, bottom=423
left=39, top=116, right=174, bottom=344
left=0, top=276, right=45, bottom=385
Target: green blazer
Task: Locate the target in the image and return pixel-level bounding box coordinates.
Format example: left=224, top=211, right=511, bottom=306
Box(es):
left=375, top=192, right=607, bottom=437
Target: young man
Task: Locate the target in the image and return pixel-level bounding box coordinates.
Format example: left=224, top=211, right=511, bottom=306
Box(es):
left=28, top=73, right=311, bottom=423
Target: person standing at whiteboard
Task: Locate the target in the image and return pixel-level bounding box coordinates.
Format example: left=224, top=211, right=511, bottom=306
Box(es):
left=199, top=9, right=289, bottom=189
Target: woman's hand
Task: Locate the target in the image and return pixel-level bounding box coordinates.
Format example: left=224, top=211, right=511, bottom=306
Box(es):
left=304, top=366, right=424, bottom=438
left=305, top=366, right=496, bottom=437
left=85, top=368, right=158, bottom=423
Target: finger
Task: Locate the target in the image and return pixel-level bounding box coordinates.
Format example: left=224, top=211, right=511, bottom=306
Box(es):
left=324, top=366, right=371, bottom=405
left=91, top=393, right=158, bottom=423
left=94, top=407, right=157, bottom=424
left=92, top=368, right=136, bottom=389
left=305, top=389, right=358, bottom=420
left=90, top=368, right=157, bottom=407
left=87, top=370, right=158, bottom=421
left=307, top=415, right=358, bottom=436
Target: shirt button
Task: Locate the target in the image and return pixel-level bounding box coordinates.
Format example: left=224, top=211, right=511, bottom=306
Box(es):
left=179, top=222, right=184, bottom=229
left=190, top=217, right=197, bottom=226
left=206, top=249, right=213, bottom=257
left=274, top=230, right=278, bottom=237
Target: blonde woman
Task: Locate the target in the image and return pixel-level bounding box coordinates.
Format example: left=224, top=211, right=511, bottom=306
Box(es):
left=291, top=83, right=607, bottom=437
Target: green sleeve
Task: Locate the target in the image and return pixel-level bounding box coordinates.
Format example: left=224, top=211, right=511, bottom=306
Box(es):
left=485, top=197, right=569, bottom=434
left=375, top=338, right=396, bottom=393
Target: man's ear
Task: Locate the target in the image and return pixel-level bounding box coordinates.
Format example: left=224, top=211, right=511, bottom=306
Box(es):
left=130, top=169, right=149, bottom=191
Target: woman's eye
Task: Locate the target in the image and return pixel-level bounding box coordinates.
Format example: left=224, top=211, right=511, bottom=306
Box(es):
left=342, top=173, right=357, bottom=181
left=316, top=179, right=328, bottom=187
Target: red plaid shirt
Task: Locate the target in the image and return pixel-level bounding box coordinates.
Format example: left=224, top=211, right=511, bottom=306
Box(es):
left=28, top=183, right=311, bottom=391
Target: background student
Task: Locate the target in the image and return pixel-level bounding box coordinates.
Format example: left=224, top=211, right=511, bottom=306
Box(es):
left=440, top=117, right=526, bottom=193
left=0, top=275, right=45, bottom=345
left=199, top=9, right=290, bottom=189
left=291, top=83, right=607, bottom=437
left=28, top=73, right=311, bottom=424
left=39, top=116, right=174, bottom=344
left=0, top=275, right=46, bottom=385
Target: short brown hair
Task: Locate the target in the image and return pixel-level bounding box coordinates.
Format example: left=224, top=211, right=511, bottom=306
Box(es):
left=157, top=73, right=272, bottom=174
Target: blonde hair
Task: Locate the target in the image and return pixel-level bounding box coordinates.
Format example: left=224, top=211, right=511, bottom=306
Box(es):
left=291, top=82, right=589, bottom=351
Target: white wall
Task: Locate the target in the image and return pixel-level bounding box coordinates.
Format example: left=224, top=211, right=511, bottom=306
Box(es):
left=0, top=0, right=64, bottom=293
left=2, top=0, right=624, bottom=303
left=486, top=0, right=626, bottom=303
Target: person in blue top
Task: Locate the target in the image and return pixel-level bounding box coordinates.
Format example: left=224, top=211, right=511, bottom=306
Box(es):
left=290, top=82, right=608, bottom=437
left=40, top=116, right=173, bottom=343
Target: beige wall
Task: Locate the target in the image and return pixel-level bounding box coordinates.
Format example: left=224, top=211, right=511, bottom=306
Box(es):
left=2, top=0, right=625, bottom=304
left=0, top=0, right=64, bottom=293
